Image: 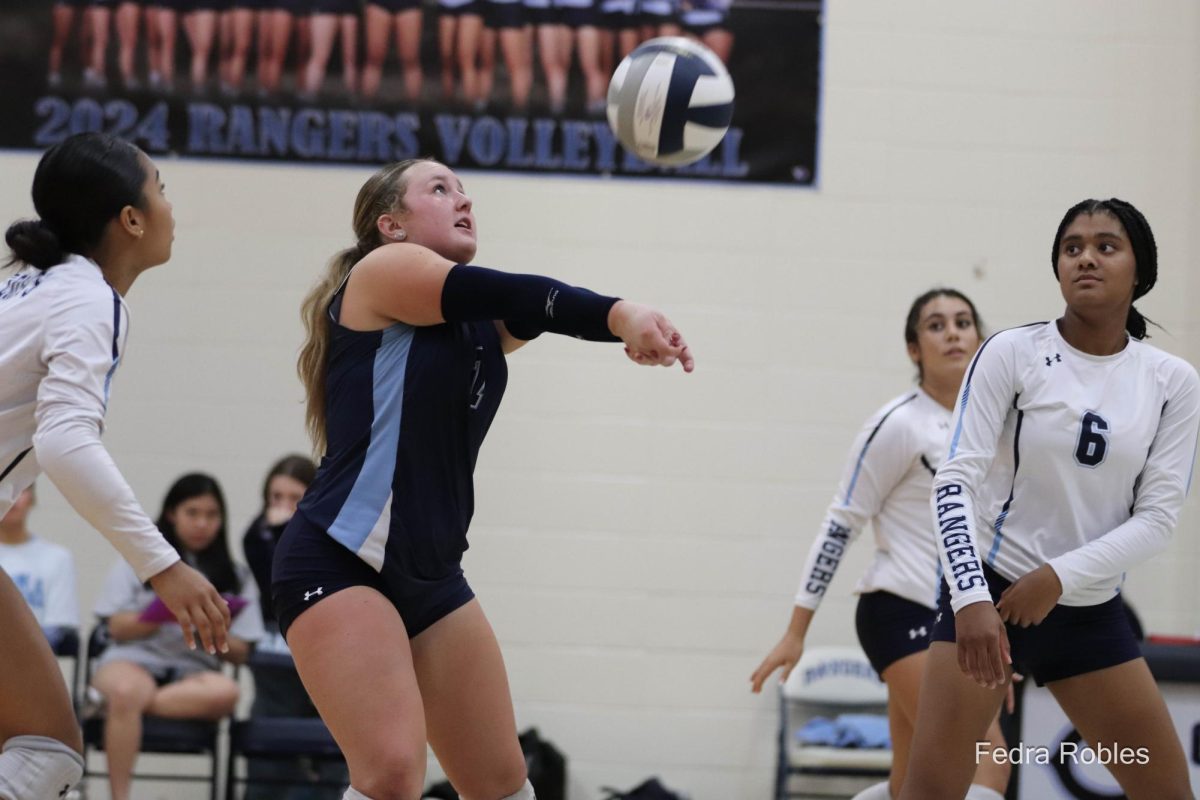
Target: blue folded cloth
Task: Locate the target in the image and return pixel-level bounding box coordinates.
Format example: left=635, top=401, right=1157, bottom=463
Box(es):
left=797, top=713, right=890, bottom=749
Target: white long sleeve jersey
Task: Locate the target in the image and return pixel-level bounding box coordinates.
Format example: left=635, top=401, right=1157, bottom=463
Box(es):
left=0, top=256, right=178, bottom=583
left=933, top=321, right=1200, bottom=613
left=795, top=388, right=952, bottom=612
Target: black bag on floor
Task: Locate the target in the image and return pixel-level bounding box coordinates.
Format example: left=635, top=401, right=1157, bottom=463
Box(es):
left=520, top=727, right=567, bottom=800
left=600, top=777, right=690, bottom=800
left=421, top=728, right=566, bottom=800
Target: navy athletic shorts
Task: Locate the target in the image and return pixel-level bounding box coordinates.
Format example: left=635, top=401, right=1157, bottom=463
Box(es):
left=367, top=0, right=422, bottom=11
left=484, top=1, right=525, bottom=27
left=931, top=563, right=1141, bottom=686
left=560, top=4, right=596, bottom=26
left=855, top=590, right=937, bottom=675
left=439, top=0, right=481, bottom=16
left=311, top=0, right=358, bottom=13
left=272, top=513, right=475, bottom=641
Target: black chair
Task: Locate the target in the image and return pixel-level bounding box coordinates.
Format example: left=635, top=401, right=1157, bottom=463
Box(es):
left=225, top=649, right=346, bottom=800
left=78, top=622, right=222, bottom=800
left=43, top=625, right=82, bottom=699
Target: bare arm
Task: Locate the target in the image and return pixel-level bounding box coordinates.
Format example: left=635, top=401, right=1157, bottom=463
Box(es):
left=106, top=611, right=161, bottom=643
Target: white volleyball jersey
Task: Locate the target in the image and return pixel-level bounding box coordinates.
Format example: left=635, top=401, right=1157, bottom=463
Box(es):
left=795, top=388, right=952, bottom=612
left=0, top=256, right=178, bottom=583
left=933, top=321, right=1200, bottom=613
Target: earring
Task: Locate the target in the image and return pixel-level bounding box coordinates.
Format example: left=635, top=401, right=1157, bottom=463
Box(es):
left=394, top=231, right=406, bottom=241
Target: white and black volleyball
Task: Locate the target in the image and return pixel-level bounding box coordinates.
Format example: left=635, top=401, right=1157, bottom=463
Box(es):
left=606, top=37, right=735, bottom=166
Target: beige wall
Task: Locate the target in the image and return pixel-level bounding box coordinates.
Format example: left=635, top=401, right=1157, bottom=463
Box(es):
left=2, top=0, right=1198, bottom=797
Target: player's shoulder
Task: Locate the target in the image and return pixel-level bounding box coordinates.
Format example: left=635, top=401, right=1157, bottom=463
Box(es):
left=982, top=321, right=1052, bottom=354
left=860, top=390, right=924, bottom=440
left=1130, top=339, right=1200, bottom=392
left=42, top=256, right=121, bottom=316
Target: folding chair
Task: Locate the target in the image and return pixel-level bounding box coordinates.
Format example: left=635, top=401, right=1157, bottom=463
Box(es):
left=43, top=625, right=82, bottom=699
left=78, top=622, right=222, bottom=800
left=775, top=645, right=892, bottom=800
left=225, top=648, right=346, bottom=800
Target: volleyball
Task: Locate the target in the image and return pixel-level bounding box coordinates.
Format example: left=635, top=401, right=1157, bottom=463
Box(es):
left=606, top=37, right=735, bottom=167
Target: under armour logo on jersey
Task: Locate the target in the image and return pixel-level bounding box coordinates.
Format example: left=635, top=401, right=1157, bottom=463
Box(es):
left=545, top=288, right=558, bottom=318
left=934, top=612, right=943, bottom=624
left=59, top=785, right=70, bottom=798
left=1045, top=353, right=1062, bottom=366
left=304, top=587, right=324, bottom=602
left=908, top=626, right=928, bottom=640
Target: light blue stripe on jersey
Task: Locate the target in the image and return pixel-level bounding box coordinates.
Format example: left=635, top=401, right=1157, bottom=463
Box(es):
left=328, top=325, right=414, bottom=554
left=987, top=512, right=1007, bottom=565
left=843, top=393, right=917, bottom=504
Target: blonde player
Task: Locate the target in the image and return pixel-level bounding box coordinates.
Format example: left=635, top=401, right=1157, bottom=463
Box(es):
left=751, top=289, right=1010, bottom=800
left=0, top=132, right=231, bottom=799
left=275, top=159, right=692, bottom=799
left=899, top=199, right=1199, bottom=800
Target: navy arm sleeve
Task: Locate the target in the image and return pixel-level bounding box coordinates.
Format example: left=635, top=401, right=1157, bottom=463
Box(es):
left=441, top=265, right=621, bottom=343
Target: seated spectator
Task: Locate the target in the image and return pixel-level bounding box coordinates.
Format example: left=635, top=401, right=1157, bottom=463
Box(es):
left=0, top=484, right=79, bottom=643
left=243, top=453, right=347, bottom=799
left=90, top=473, right=264, bottom=800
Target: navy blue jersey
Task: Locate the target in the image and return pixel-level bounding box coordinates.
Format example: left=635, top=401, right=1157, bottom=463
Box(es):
left=296, top=293, right=508, bottom=580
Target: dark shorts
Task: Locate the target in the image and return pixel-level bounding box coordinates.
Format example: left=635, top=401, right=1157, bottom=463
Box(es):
left=439, top=0, right=481, bottom=15
left=272, top=513, right=475, bottom=641
left=524, top=4, right=559, bottom=24
left=855, top=590, right=937, bottom=675
left=600, top=9, right=635, bottom=29
left=368, top=0, right=421, bottom=11
left=484, top=0, right=525, bottom=27
left=311, top=0, right=358, bottom=13
left=55, top=0, right=89, bottom=7
left=560, top=4, right=595, bottom=26
left=931, top=563, right=1141, bottom=686
left=259, top=0, right=308, bottom=10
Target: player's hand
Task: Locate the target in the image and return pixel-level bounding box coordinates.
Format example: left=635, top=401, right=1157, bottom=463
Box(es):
left=148, top=561, right=231, bottom=655
left=749, top=633, right=804, bottom=694
left=954, top=600, right=1010, bottom=690
left=996, top=564, right=1062, bottom=628
left=608, top=301, right=694, bottom=372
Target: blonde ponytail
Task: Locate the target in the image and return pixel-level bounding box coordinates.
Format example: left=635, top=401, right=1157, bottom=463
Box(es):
left=296, top=158, right=431, bottom=456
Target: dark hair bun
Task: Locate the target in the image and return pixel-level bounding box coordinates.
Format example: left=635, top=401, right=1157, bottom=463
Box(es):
left=5, top=219, right=64, bottom=270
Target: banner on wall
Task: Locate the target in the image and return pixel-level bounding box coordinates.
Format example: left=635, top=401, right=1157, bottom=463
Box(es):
left=0, top=0, right=821, bottom=184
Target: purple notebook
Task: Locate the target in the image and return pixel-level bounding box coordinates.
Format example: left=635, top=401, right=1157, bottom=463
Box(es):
left=138, top=594, right=248, bottom=624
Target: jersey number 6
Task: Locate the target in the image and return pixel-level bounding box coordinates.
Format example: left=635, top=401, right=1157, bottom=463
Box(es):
left=1074, top=411, right=1109, bottom=468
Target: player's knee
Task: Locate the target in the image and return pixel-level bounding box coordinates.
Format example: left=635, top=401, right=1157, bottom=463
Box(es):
left=352, top=749, right=426, bottom=800
left=0, top=735, right=85, bottom=800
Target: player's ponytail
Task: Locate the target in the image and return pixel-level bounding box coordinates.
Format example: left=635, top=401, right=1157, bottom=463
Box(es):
left=297, top=158, right=430, bottom=456
left=5, top=219, right=65, bottom=271
left=5, top=132, right=146, bottom=271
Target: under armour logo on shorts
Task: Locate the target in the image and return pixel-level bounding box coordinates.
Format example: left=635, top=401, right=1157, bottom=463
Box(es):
left=304, top=587, right=324, bottom=602
left=908, top=626, right=928, bottom=640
